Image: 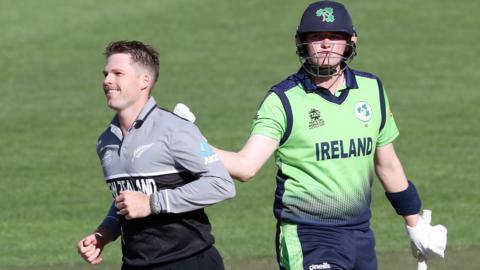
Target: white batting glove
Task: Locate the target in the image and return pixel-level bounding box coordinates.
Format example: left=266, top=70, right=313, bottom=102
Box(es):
left=406, top=209, right=448, bottom=259
left=173, top=103, right=196, bottom=123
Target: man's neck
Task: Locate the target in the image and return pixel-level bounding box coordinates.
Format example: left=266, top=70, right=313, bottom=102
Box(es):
left=117, top=100, right=148, bottom=136
left=313, top=73, right=345, bottom=95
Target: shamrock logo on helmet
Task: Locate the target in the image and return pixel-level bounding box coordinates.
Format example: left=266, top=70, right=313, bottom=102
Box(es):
left=316, top=7, right=335, bottom=22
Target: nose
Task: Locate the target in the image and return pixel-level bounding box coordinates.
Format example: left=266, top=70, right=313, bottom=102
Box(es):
left=103, top=73, right=113, bottom=86
left=320, top=38, right=330, bottom=48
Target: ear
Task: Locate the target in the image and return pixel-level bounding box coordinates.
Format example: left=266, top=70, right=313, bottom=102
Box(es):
left=139, top=73, right=152, bottom=92
left=350, top=35, right=358, bottom=45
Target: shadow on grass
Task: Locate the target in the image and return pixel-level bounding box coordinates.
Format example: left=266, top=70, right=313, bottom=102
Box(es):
left=1, top=247, right=478, bottom=270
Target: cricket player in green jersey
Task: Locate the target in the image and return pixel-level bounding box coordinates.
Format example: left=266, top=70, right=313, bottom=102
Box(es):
left=209, top=1, right=447, bottom=269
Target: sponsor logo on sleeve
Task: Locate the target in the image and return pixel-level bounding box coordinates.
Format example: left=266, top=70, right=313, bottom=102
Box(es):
left=102, top=150, right=113, bottom=166
left=199, top=142, right=219, bottom=165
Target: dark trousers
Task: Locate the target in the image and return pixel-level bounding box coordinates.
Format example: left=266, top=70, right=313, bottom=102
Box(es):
left=276, top=222, right=377, bottom=270
left=121, top=246, right=224, bottom=270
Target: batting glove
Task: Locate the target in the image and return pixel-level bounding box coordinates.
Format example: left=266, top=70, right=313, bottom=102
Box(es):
left=406, top=209, right=448, bottom=259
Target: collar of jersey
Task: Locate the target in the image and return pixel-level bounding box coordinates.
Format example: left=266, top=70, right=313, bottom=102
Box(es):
left=297, top=66, right=359, bottom=93
left=295, top=66, right=359, bottom=105
left=109, top=96, right=158, bottom=134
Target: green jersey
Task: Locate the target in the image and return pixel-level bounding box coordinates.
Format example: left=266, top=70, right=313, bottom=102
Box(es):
left=252, top=67, right=399, bottom=228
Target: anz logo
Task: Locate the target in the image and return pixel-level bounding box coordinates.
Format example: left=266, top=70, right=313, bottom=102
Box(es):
left=199, top=142, right=219, bottom=165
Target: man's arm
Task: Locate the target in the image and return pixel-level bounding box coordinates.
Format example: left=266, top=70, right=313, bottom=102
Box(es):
left=77, top=203, right=119, bottom=265
left=374, top=143, right=419, bottom=226
left=150, top=122, right=236, bottom=214
left=120, top=121, right=236, bottom=216
left=212, top=134, right=278, bottom=182
left=97, top=202, right=121, bottom=238
left=375, top=143, right=447, bottom=260
left=172, top=95, right=281, bottom=182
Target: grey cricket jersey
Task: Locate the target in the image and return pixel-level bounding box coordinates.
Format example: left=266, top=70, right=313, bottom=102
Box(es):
left=96, top=96, right=235, bottom=267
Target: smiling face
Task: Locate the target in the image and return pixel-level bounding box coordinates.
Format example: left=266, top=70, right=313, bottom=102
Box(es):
left=304, top=31, right=348, bottom=67
left=102, top=53, right=150, bottom=113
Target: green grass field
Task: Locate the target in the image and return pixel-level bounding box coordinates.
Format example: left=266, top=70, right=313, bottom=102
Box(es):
left=0, top=0, right=479, bottom=269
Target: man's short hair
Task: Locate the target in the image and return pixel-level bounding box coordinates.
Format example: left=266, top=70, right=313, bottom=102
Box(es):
left=105, top=40, right=160, bottom=83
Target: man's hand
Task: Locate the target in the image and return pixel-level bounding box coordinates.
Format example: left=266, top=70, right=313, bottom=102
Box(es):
left=115, top=191, right=152, bottom=220
left=77, top=232, right=107, bottom=265
left=174, top=103, right=196, bottom=122
left=406, top=209, right=448, bottom=259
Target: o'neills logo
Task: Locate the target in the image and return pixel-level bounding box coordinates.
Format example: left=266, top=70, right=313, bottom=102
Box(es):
left=309, top=262, right=331, bottom=269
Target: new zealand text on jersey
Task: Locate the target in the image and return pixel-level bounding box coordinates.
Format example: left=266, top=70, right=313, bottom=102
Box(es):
left=108, top=178, right=157, bottom=198
left=315, top=137, right=373, bottom=161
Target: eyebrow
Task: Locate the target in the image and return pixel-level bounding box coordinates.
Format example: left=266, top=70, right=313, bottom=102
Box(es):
left=103, top=68, right=125, bottom=74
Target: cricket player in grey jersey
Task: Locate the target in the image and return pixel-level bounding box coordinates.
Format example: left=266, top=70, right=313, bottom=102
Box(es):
left=76, top=40, right=235, bottom=270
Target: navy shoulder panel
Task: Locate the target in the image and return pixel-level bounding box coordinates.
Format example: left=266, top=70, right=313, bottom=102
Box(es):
left=351, top=69, right=380, bottom=80
left=266, top=75, right=300, bottom=146
left=351, top=70, right=386, bottom=132
left=270, top=74, right=300, bottom=92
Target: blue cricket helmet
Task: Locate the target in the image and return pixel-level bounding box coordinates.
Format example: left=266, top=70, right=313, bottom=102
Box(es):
left=297, top=0, right=355, bottom=37
left=295, top=1, right=358, bottom=77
